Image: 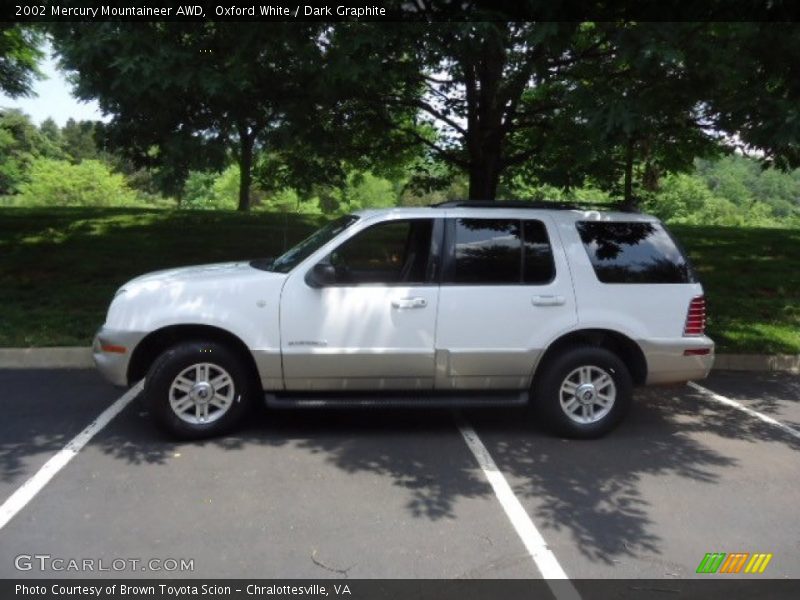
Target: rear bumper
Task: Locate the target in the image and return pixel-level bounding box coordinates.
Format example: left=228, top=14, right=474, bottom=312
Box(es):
left=92, top=327, right=147, bottom=387
left=640, top=336, right=715, bottom=385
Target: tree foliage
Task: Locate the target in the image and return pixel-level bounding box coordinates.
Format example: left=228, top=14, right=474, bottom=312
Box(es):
left=181, top=165, right=396, bottom=216
left=50, top=23, right=354, bottom=210
left=324, top=18, right=800, bottom=203
left=0, top=109, right=57, bottom=194
left=638, top=155, right=800, bottom=226
left=23, top=16, right=800, bottom=213
left=60, top=118, right=101, bottom=162
left=0, top=110, right=115, bottom=194
left=15, top=158, right=139, bottom=207
left=0, top=24, right=43, bottom=98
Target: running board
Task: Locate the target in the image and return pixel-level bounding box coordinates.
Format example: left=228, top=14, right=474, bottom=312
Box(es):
left=265, top=391, right=529, bottom=409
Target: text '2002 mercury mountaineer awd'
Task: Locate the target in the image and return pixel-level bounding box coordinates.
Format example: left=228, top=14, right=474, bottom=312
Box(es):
left=94, top=201, right=714, bottom=439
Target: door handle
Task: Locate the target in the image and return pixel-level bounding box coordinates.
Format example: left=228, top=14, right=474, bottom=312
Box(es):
left=391, top=297, right=427, bottom=309
left=531, top=295, right=566, bottom=307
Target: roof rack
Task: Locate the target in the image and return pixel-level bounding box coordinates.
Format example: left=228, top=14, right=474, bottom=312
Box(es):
left=432, top=200, right=637, bottom=212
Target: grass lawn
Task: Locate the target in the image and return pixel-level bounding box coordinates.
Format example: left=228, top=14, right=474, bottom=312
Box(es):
left=672, top=224, right=800, bottom=354
left=1, top=207, right=798, bottom=353
left=0, top=207, right=324, bottom=348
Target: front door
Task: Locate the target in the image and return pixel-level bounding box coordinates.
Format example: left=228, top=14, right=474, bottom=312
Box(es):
left=280, top=217, right=440, bottom=391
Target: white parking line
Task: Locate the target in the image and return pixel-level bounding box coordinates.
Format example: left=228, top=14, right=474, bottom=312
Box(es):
left=456, top=415, right=581, bottom=600
left=0, top=381, right=144, bottom=531
left=688, top=381, right=800, bottom=441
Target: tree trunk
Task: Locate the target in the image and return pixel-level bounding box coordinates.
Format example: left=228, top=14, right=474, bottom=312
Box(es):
left=237, top=125, right=254, bottom=212
left=464, top=31, right=507, bottom=201
left=623, top=137, right=635, bottom=208
left=468, top=157, right=501, bottom=200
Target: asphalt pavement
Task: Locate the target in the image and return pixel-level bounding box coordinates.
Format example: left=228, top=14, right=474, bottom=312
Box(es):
left=0, top=369, right=797, bottom=581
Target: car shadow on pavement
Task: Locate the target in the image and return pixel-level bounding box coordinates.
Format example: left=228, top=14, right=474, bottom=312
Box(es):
left=96, top=401, right=495, bottom=521
left=0, top=430, right=71, bottom=485
left=90, top=381, right=798, bottom=566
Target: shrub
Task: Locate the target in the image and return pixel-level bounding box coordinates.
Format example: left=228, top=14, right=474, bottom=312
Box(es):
left=15, top=159, right=140, bottom=206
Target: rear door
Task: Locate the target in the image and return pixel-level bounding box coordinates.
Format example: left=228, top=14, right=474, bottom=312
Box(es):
left=434, top=215, right=577, bottom=390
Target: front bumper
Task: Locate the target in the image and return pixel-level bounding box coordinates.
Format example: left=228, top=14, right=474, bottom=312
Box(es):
left=640, top=336, right=715, bottom=385
left=92, top=327, right=148, bottom=387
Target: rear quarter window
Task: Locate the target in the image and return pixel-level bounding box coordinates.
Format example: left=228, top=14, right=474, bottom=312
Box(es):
left=576, top=221, right=694, bottom=284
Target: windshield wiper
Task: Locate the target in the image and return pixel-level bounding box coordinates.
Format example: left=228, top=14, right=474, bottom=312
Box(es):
left=249, top=257, right=275, bottom=272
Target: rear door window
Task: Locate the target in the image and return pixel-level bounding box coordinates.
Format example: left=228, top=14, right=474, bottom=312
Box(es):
left=445, top=218, right=555, bottom=285
left=576, top=221, right=694, bottom=284
left=450, top=218, right=521, bottom=284
left=522, top=220, right=555, bottom=284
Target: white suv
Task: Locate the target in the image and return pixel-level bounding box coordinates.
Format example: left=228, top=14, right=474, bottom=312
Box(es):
left=94, top=202, right=714, bottom=439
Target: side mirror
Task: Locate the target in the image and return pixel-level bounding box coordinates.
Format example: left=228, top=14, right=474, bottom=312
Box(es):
left=305, top=263, right=337, bottom=288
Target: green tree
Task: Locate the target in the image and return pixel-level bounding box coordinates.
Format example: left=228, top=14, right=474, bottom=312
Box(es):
left=60, top=118, right=100, bottom=162
left=181, top=170, right=219, bottom=209
left=699, top=23, right=800, bottom=172
left=752, top=169, right=800, bottom=218
left=51, top=23, right=329, bottom=211
left=329, top=18, right=800, bottom=203
left=16, top=158, right=139, bottom=206
left=334, top=171, right=398, bottom=214
left=695, top=154, right=800, bottom=220
left=38, top=117, right=64, bottom=158
left=0, top=109, right=53, bottom=194
left=641, top=157, right=798, bottom=227
left=0, top=24, right=43, bottom=97
left=326, top=21, right=586, bottom=200
left=539, top=24, right=724, bottom=205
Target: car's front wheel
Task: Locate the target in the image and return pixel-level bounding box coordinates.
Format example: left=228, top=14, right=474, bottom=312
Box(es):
left=534, top=346, right=633, bottom=439
left=144, top=341, right=255, bottom=439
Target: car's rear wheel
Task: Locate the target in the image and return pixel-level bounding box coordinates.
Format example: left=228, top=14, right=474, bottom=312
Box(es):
left=533, top=346, right=632, bottom=439
left=144, top=340, right=255, bottom=439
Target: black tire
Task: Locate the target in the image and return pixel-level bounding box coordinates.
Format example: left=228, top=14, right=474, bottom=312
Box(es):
left=533, top=345, right=633, bottom=439
left=144, top=340, right=257, bottom=439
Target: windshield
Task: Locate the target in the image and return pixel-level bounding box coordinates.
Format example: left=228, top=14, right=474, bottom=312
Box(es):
left=266, top=215, right=359, bottom=273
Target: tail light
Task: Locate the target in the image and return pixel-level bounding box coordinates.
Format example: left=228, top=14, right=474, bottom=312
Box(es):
left=683, top=295, right=706, bottom=336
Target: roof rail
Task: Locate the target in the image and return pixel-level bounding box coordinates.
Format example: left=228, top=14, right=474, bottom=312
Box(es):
left=432, top=199, right=637, bottom=212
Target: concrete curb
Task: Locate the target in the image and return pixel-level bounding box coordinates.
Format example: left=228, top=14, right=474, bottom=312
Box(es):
left=0, top=347, right=798, bottom=374
left=0, top=347, right=94, bottom=369
left=712, top=353, right=800, bottom=374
